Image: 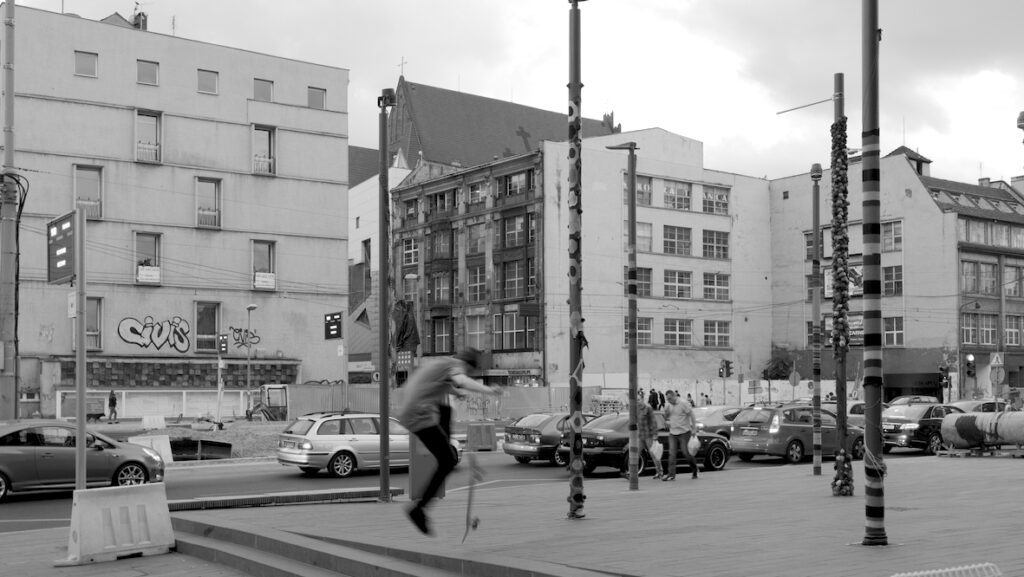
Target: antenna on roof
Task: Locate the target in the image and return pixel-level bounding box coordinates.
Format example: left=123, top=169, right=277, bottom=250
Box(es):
left=397, top=56, right=407, bottom=76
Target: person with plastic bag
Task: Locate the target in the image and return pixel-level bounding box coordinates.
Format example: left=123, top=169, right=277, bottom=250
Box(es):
left=640, top=395, right=665, bottom=479
left=663, top=390, right=698, bottom=481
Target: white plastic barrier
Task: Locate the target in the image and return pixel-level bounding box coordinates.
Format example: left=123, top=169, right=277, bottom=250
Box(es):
left=54, top=483, right=174, bottom=566
left=941, top=412, right=1024, bottom=449
left=141, top=415, right=166, bottom=430
left=127, top=434, right=174, bottom=463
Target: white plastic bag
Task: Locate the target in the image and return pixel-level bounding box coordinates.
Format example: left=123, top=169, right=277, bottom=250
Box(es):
left=687, top=435, right=700, bottom=455
left=650, top=440, right=664, bottom=461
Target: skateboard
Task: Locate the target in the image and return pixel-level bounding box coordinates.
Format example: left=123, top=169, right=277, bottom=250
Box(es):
left=462, top=453, right=485, bottom=543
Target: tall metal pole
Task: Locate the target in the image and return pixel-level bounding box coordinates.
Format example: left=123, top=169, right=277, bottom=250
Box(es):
left=609, top=142, right=638, bottom=490
left=861, top=0, right=887, bottom=546
left=566, top=0, right=588, bottom=520
left=811, top=163, right=823, bottom=476
left=0, top=0, right=18, bottom=419
left=377, top=87, right=396, bottom=503
left=74, top=205, right=86, bottom=490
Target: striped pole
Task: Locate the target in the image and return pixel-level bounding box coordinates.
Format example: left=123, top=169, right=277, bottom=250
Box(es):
left=861, top=0, right=888, bottom=546
left=811, top=163, right=823, bottom=476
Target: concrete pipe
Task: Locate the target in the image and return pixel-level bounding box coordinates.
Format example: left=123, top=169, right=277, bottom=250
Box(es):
left=940, top=412, right=1024, bottom=449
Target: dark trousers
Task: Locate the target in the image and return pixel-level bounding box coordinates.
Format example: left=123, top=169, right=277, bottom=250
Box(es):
left=411, top=424, right=457, bottom=510
left=667, top=431, right=698, bottom=476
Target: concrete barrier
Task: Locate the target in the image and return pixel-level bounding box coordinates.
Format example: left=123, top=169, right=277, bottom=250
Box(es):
left=127, top=434, right=174, bottom=463
left=941, top=412, right=1024, bottom=449
left=54, top=483, right=174, bottom=566
left=465, top=422, right=497, bottom=451
left=141, top=415, right=166, bottom=430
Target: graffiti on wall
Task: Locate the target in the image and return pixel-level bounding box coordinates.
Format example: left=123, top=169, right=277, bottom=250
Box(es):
left=118, top=316, right=191, bottom=352
left=229, top=326, right=260, bottom=351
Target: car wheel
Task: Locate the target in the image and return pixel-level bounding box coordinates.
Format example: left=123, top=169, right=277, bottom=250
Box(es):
left=926, top=433, right=944, bottom=456
left=850, top=437, right=865, bottom=460
left=784, top=441, right=805, bottom=464
left=328, top=452, right=356, bottom=478
left=621, top=451, right=648, bottom=476
left=551, top=450, right=569, bottom=467
left=882, top=445, right=893, bottom=454
left=703, top=444, right=729, bottom=471
left=113, top=463, right=148, bottom=486
left=514, top=456, right=531, bottom=464
left=0, top=472, right=8, bottom=502
left=299, top=466, right=320, bottom=475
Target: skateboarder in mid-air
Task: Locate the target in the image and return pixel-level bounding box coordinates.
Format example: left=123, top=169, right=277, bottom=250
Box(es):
left=399, top=348, right=500, bottom=535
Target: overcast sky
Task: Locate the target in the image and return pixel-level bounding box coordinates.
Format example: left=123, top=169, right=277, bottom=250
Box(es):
left=19, top=0, right=1024, bottom=184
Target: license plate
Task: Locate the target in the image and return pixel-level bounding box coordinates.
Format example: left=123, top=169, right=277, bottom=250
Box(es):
left=511, top=434, right=526, bottom=441
left=742, top=429, right=758, bottom=436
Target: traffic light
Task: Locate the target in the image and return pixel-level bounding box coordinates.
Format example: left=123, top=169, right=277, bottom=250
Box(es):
left=724, top=360, right=733, bottom=378
left=965, top=355, right=976, bottom=378
left=718, top=359, right=726, bottom=378
left=217, top=334, right=228, bottom=354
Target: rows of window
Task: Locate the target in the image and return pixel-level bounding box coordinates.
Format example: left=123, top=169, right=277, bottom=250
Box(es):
left=623, top=267, right=730, bottom=301
left=959, top=217, right=1024, bottom=249
left=132, top=231, right=275, bottom=289
left=805, top=265, right=902, bottom=300
left=805, top=316, right=905, bottom=347
left=621, top=174, right=731, bottom=216
left=959, top=313, right=1024, bottom=346
left=423, top=313, right=539, bottom=354
left=804, top=221, right=903, bottom=259
left=74, top=50, right=328, bottom=109
left=75, top=300, right=249, bottom=352
left=622, top=318, right=731, bottom=348
left=422, top=260, right=537, bottom=306
left=623, top=222, right=729, bottom=259
left=404, top=170, right=536, bottom=219
left=960, top=260, right=1024, bottom=297
left=405, top=215, right=539, bottom=264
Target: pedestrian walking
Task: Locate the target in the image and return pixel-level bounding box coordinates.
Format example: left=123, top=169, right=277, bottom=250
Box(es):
left=107, top=390, right=118, bottom=423
left=663, top=390, right=698, bottom=481
left=647, top=388, right=660, bottom=411
left=658, top=390, right=666, bottom=408
left=704, top=393, right=712, bottom=406
left=639, top=396, right=664, bottom=480
left=686, top=393, right=695, bottom=407
left=398, top=348, right=500, bottom=535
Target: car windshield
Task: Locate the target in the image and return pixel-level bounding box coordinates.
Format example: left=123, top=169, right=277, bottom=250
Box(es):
left=585, top=413, right=628, bottom=430
left=734, top=408, right=774, bottom=425
left=883, top=405, right=928, bottom=420
left=282, top=419, right=316, bottom=435
left=513, top=414, right=552, bottom=428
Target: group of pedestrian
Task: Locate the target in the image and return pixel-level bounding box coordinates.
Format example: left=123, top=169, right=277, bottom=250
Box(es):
left=646, top=388, right=667, bottom=410
left=631, top=388, right=698, bottom=482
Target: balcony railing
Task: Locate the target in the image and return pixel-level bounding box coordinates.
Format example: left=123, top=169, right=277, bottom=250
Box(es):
left=137, top=141, right=160, bottom=163
left=77, top=198, right=102, bottom=219
left=197, top=207, right=221, bottom=228
left=254, top=155, right=274, bottom=175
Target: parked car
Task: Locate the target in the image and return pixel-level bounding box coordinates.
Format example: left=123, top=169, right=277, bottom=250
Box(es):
left=692, top=405, right=743, bottom=439
left=821, top=400, right=889, bottom=428
left=276, top=411, right=460, bottom=478
left=881, top=403, right=964, bottom=454
left=950, top=399, right=1011, bottom=413
left=888, top=395, right=939, bottom=406
left=0, top=421, right=165, bottom=502
left=556, top=412, right=731, bottom=476
left=503, top=412, right=596, bottom=466
left=729, top=404, right=865, bottom=464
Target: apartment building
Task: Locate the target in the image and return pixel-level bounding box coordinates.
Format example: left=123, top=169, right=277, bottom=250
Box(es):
left=11, top=7, right=348, bottom=417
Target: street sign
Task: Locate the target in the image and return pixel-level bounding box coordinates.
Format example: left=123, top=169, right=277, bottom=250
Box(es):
left=47, top=212, right=76, bottom=285
left=324, top=312, right=343, bottom=340
left=789, top=369, right=801, bottom=387
left=991, top=366, right=1006, bottom=388
left=991, top=352, right=1003, bottom=367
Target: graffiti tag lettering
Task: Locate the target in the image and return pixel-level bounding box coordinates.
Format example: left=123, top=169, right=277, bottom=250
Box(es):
left=118, top=316, right=191, bottom=352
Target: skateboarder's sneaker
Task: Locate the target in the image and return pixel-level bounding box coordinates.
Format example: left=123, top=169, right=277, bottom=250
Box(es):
left=406, top=505, right=431, bottom=535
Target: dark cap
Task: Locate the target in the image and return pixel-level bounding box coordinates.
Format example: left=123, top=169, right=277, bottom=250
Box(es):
left=454, top=347, right=482, bottom=369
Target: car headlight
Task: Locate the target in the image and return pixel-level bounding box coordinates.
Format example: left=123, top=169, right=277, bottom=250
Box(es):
left=697, top=423, right=705, bottom=431
left=529, top=434, right=541, bottom=443
left=142, top=447, right=162, bottom=462
left=901, top=423, right=919, bottom=432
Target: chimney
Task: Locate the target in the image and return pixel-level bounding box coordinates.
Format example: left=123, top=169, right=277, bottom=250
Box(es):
left=133, top=11, right=147, bottom=30
left=1012, top=175, right=1024, bottom=192
left=978, top=177, right=990, bottom=187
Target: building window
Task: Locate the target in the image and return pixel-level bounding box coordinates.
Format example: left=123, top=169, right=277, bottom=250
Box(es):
left=430, top=272, right=451, bottom=305
left=136, top=111, right=161, bottom=162
left=502, top=260, right=525, bottom=299
left=467, top=265, right=486, bottom=302
left=431, top=230, right=452, bottom=259
left=624, top=222, right=653, bottom=252
left=504, top=171, right=532, bottom=196
left=961, top=261, right=978, bottom=294
left=664, top=180, right=691, bottom=210
left=253, top=126, right=275, bottom=174
left=623, top=317, right=653, bottom=345
left=664, top=270, right=692, bottom=299
left=622, top=174, right=652, bottom=206
left=1005, top=265, right=1022, bottom=297
left=528, top=213, right=537, bottom=244
left=962, top=313, right=978, bottom=344
left=704, top=320, right=730, bottom=347
left=882, top=221, right=903, bottom=252
left=252, top=240, right=275, bottom=289
left=527, top=258, right=537, bottom=296
left=1006, top=315, right=1022, bottom=346
left=429, top=190, right=453, bottom=214
left=664, top=318, right=692, bottom=346
left=308, top=86, right=326, bottom=109
left=135, top=232, right=160, bottom=284
left=882, top=265, right=903, bottom=296
left=137, top=60, right=159, bottom=85
left=74, top=165, right=102, bottom=219
left=466, top=315, right=486, bottom=349
left=979, top=263, right=997, bottom=295
left=195, top=302, right=220, bottom=352
left=493, top=312, right=536, bottom=350
left=196, top=178, right=221, bottom=228
left=197, top=69, right=219, bottom=94
left=703, top=273, right=730, bottom=301
left=74, top=51, right=98, bottom=77
left=702, top=230, right=729, bottom=259
left=469, top=182, right=485, bottom=204
left=401, top=274, right=416, bottom=304
left=883, top=316, right=904, bottom=346
left=702, top=185, right=729, bottom=215
left=402, top=238, right=419, bottom=266
left=85, top=297, right=102, bottom=350
left=254, top=78, right=274, bottom=102
left=468, top=223, right=486, bottom=254
left=663, top=225, right=691, bottom=256
left=623, top=267, right=652, bottom=297
left=979, top=314, right=998, bottom=345
left=504, top=215, right=525, bottom=248
left=431, top=319, right=452, bottom=353
left=405, top=199, right=418, bottom=218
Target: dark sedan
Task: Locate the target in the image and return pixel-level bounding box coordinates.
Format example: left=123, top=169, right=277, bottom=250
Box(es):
left=0, top=421, right=165, bottom=502
left=556, top=412, right=730, bottom=476
left=503, top=412, right=596, bottom=466
left=881, top=403, right=964, bottom=454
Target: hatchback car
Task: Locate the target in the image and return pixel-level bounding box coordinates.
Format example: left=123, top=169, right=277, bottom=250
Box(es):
left=692, top=405, right=743, bottom=438
left=0, top=421, right=165, bottom=502
left=881, top=403, right=964, bottom=454
left=950, top=399, right=1011, bottom=413
left=821, top=400, right=889, bottom=428
left=276, top=412, right=460, bottom=478
left=556, top=412, right=731, bottom=476
left=729, top=404, right=865, bottom=463
left=503, top=412, right=596, bottom=466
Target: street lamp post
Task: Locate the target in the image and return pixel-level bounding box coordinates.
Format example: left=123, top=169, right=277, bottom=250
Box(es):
left=245, top=303, right=258, bottom=419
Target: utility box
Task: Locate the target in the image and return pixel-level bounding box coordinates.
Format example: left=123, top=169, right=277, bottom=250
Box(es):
left=466, top=422, right=497, bottom=451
